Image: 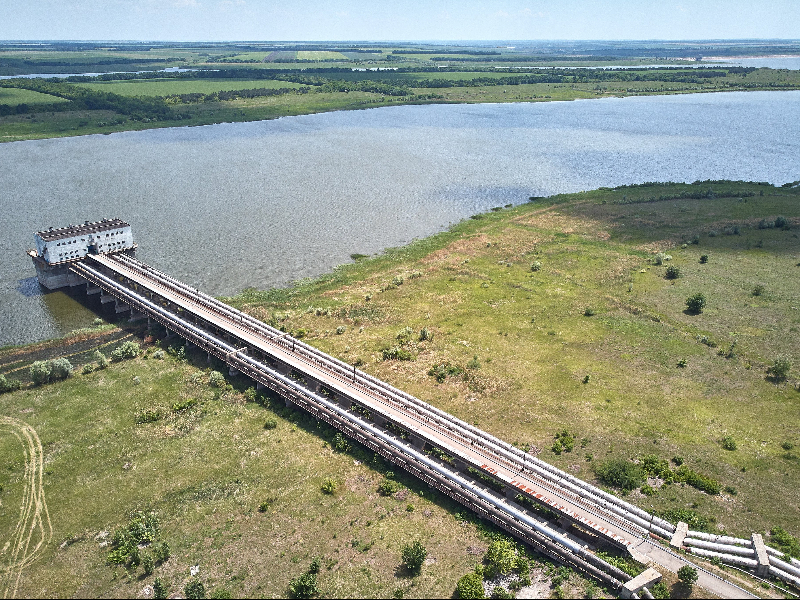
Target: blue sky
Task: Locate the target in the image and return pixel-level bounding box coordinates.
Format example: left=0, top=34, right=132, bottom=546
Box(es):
left=1, top=0, right=798, bottom=42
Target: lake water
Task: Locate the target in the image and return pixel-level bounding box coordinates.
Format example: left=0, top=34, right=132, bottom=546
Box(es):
left=1, top=91, right=799, bottom=347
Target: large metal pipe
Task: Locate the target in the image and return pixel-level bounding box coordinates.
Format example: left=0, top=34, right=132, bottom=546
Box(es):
left=768, top=565, right=800, bottom=589
left=686, top=531, right=752, bottom=546
left=765, top=546, right=800, bottom=567
left=769, top=554, right=800, bottom=579
left=75, top=261, right=632, bottom=586
left=683, top=538, right=756, bottom=557
left=686, top=547, right=758, bottom=569
left=106, top=255, right=672, bottom=538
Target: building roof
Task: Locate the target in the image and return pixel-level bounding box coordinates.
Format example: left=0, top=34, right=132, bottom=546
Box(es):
left=35, top=218, right=130, bottom=242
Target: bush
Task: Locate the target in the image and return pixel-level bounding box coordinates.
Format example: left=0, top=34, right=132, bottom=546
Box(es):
left=153, top=578, right=168, bottom=600
left=678, top=565, right=698, bottom=587
left=29, top=361, right=52, bottom=385
left=594, top=459, right=644, bottom=492
left=721, top=436, right=737, bottom=451
left=288, top=572, right=318, bottom=598
left=81, top=363, right=95, bottom=375
left=378, top=479, right=401, bottom=496
left=382, top=346, right=413, bottom=361
left=320, top=478, right=337, bottom=495
left=767, top=355, right=791, bottom=381
left=699, top=254, right=709, bottom=264
left=142, top=553, right=155, bottom=576
left=332, top=432, right=351, bottom=452
left=659, top=508, right=709, bottom=531
left=456, top=572, right=485, bottom=599
left=685, top=292, right=706, bottom=314
left=665, top=265, right=681, bottom=279
left=335, top=325, right=347, bottom=335
left=673, top=465, right=721, bottom=495
left=484, top=538, right=519, bottom=578
left=106, top=511, right=160, bottom=567
left=49, top=357, right=73, bottom=380
left=111, top=341, right=140, bottom=362
left=0, top=374, right=21, bottom=393
left=530, top=261, right=541, bottom=272
left=775, top=216, right=788, bottom=229
left=184, top=579, right=206, bottom=600
left=155, top=540, right=171, bottom=562
left=93, top=350, right=109, bottom=369
left=640, top=484, right=656, bottom=496
left=583, top=307, right=596, bottom=316
left=428, top=362, right=462, bottom=382
left=419, top=327, right=434, bottom=342
left=752, top=284, right=765, bottom=296
left=153, top=349, right=165, bottom=360
left=263, top=417, right=278, bottom=430
left=771, top=527, right=800, bottom=559
left=651, top=581, right=670, bottom=599
left=401, top=540, right=427, bottom=574
left=208, top=371, right=227, bottom=388
left=653, top=252, right=672, bottom=265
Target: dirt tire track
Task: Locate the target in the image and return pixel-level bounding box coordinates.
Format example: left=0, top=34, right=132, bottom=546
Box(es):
left=0, top=417, right=52, bottom=599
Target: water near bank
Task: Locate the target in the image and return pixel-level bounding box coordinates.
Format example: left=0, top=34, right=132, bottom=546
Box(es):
left=1, top=91, right=799, bottom=347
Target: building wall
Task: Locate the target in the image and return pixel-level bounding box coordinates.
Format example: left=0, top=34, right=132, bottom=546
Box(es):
left=35, top=225, right=134, bottom=265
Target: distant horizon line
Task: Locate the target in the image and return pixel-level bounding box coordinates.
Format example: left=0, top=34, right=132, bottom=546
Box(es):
left=2, top=38, right=800, bottom=44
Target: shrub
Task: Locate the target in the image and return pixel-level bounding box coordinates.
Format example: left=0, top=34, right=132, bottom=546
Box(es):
left=752, top=284, right=765, bottom=296
left=653, top=252, right=672, bottom=265
left=93, top=350, right=109, bottom=369
left=651, top=581, right=670, bottom=599
left=107, top=511, right=160, bottom=567
left=81, top=363, right=95, bottom=375
left=142, top=553, right=155, bottom=576
left=153, top=578, right=168, bottom=600
left=401, top=540, right=427, bottom=574
left=484, top=538, right=519, bottom=578
left=288, top=572, right=318, bottom=598
left=264, top=418, right=278, bottom=430
left=382, top=346, right=413, bottom=361
left=640, top=484, right=656, bottom=496
left=665, top=265, right=681, bottom=279
left=308, top=557, right=321, bottom=575
left=771, top=527, right=800, bottom=559
left=378, top=479, right=401, bottom=496
left=767, top=355, right=791, bottom=381
left=49, top=357, right=73, bottom=380
left=93, top=317, right=104, bottom=326
left=29, top=361, right=52, bottom=385
left=677, top=358, right=687, bottom=368
left=419, top=327, right=434, bottom=342
left=466, top=355, right=480, bottom=370
left=699, top=254, right=709, bottom=264
left=332, top=432, right=351, bottom=452
left=335, top=325, right=347, bottom=335
left=320, top=478, right=337, bottom=495
left=184, top=579, right=206, bottom=600
left=0, top=374, right=21, bottom=393
left=673, top=465, right=721, bottom=495
left=583, top=307, right=595, bottom=316
left=136, top=410, right=161, bottom=424
left=392, top=275, right=404, bottom=287
left=659, top=508, right=709, bottom=531
left=594, top=459, right=645, bottom=492
left=782, top=441, right=795, bottom=451
left=775, top=216, right=788, bottom=229
left=428, top=362, right=462, bottom=382
left=153, top=349, right=165, bottom=360
left=456, top=572, right=485, bottom=599
left=530, top=261, right=541, bottom=272
left=678, top=565, right=698, bottom=587
left=111, top=341, right=140, bottom=362
left=208, top=371, right=226, bottom=388
left=155, top=540, right=171, bottom=562
left=685, top=292, right=706, bottom=314
left=721, top=436, right=737, bottom=451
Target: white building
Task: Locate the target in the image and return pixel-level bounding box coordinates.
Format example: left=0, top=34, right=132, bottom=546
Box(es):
left=28, top=218, right=135, bottom=289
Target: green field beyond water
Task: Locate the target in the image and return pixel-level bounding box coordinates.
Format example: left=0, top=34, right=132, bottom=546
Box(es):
left=2, top=40, right=800, bottom=142
left=1, top=181, right=798, bottom=598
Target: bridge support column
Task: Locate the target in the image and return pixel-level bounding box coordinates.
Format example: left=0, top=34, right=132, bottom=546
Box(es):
left=256, top=382, right=265, bottom=390
left=670, top=521, right=688, bottom=549
left=620, top=568, right=662, bottom=600
left=229, top=366, right=239, bottom=377
left=115, top=300, right=131, bottom=314
left=100, top=292, right=114, bottom=304
left=129, top=310, right=146, bottom=322
left=207, top=352, right=212, bottom=364
left=87, top=283, right=101, bottom=295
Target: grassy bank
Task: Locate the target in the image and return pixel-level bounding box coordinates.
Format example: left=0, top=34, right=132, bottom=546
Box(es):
left=1, top=181, right=798, bottom=598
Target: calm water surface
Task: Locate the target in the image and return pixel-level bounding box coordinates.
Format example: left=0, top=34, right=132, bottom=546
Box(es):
left=1, top=91, right=799, bottom=346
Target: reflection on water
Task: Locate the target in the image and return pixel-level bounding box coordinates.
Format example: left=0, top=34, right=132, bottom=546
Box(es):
left=1, top=91, right=799, bottom=347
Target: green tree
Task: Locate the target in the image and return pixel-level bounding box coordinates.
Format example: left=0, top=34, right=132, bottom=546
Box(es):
left=678, top=565, right=698, bottom=587
left=456, top=573, right=485, bottom=599
left=767, top=355, right=791, bottom=381
left=685, top=292, right=706, bottom=314
left=401, top=540, right=427, bottom=575
left=153, top=578, right=168, bottom=600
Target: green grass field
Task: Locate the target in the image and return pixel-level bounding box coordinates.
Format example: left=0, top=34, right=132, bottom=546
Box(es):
left=73, top=78, right=307, bottom=97
left=1, top=181, right=796, bottom=598
left=0, top=87, right=68, bottom=105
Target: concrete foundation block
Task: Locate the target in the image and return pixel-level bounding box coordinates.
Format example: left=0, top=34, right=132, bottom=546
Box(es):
left=752, top=533, right=770, bottom=577
left=620, top=567, right=662, bottom=599
left=670, top=521, right=688, bottom=549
